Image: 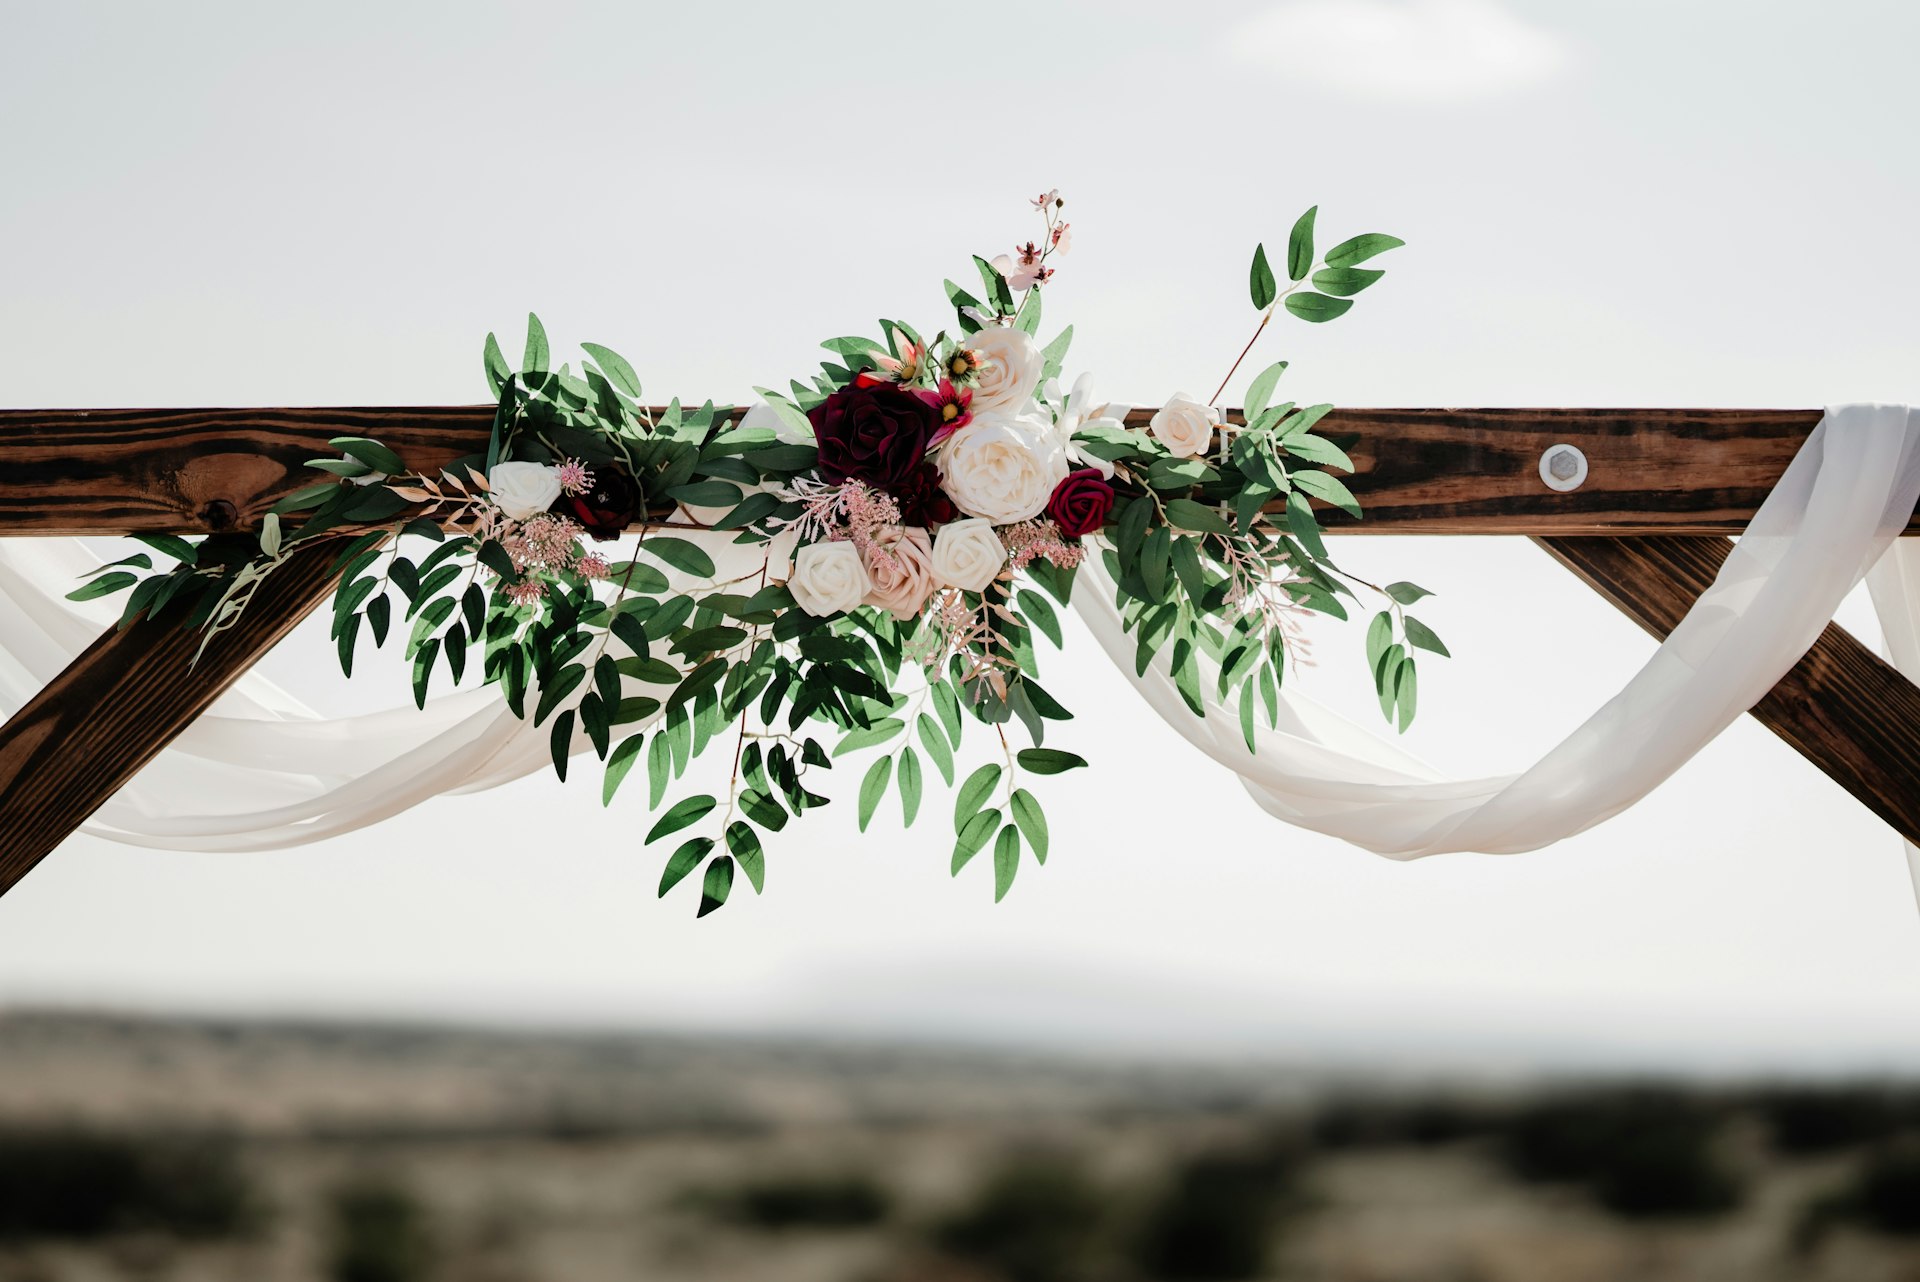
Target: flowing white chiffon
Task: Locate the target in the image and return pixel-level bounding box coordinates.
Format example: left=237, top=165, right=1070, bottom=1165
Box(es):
left=1, top=404, right=1915, bottom=866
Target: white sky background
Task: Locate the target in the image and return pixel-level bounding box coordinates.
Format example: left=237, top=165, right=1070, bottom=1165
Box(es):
left=2, top=0, right=1918, bottom=1074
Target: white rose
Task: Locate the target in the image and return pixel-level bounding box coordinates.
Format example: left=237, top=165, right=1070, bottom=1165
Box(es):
left=862, top=525, right=937, bottom=620
left=488, top=461, right=564, bottom=520
left=786, top=540, right=872, bottom=617
left=930, top=518, right=1007, bottom=593
left=1149, top=392, right=1221, bottom=459
left=937, top=410, right=1071, bottom=524
left=964, top=326, right=1044, bottom=414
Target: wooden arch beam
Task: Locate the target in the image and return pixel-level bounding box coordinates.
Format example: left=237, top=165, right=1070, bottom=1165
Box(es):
left=1538, top=535, right=1920, bottom=846
left=0, top=536, right=370, bottom=897
left=0, top=405, right=1877, bottom=538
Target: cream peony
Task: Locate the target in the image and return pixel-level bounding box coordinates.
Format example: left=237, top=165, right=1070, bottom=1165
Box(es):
left=963, top=325, right=1044, bottom=413
left=862, top=525, right=937, bottom=620
left=930, top=518, right=1007, bottom=593
left=936, top=409, right=1071, bottom=524
left=787, top=540, right=872, bottom=617
left=487, top=461, right=564, bottom=520
left=1148, top=392, right=1221, bottom=459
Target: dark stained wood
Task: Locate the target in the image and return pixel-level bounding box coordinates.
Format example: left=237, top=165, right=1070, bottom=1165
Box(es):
left=0, top=407, right=492, bottom=537
left=2, top=405, right=1892, bottom=538
left=0, top=536, right=367, bottom=897
left=1537, top=535, right=1920, bottom=846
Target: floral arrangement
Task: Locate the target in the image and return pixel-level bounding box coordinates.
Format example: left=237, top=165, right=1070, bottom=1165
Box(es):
left=76, top=195, right=1445, bottom=915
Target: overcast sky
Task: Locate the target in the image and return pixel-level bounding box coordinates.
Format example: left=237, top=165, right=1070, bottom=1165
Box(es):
left=2, top=0, right=1918, bottom=1075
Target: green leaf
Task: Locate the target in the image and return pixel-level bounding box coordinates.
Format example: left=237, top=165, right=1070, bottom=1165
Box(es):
left=1286, top=492, right=1328, bottom=560
left=642, top=537, right=717, bottom=578
left=329, top=436, right=406, bottom=476
left=1384, top=581, right=1433, bottom=605
left=483, top=332, right=510, bottom=396
left=668, top=481, right=742, bottom=509
left=1238, top=679, right=1258, bottom=752
left=858, top=754, right=893, bottom=832
left=604, top=734, right=646, bottom=806
left=1324, top=233, right=1406, bottom=268
left=836, top=718, right=906, bottom=756
left=1165, top=498, right=1231, bottom=535
left=933, top=681, right=963, bottom=746
left=916, top=713, right=954, bottom=785
left=1404, top=615, right=1451, bottom=658
left=1141, top=526, right=1171, bottom=599
left=66, top=572, right=138, bottom=602
left=1365, top=610, right=1394, bottom=673
left=951, top=808, right=1000, bottom=875
left=522, top=312, right=549, bottom=373
left=658, top=836, right=710, bottom=896
left=1283, top=292, right=1354, bottom=323
left=646, top=793, right=716, bottom=844
left=697, top=855, right=734, bottom=917
left=954, top=764, right=1002, bottom=833
left=580, top=342, right=641, bottom=399
left=1278, top=433, right=1354, bottom=471
left=1039, top=324, right=1074, bottom=378
left=1291, top=469, right=1362, bottom=519
left=136, top=535, right=199, bottom=564
left=1243, top=360, right=1288, bottom=423
left=1395, top=657, right=1418, bottom=730
left=993, top=825, right=1021, bottom=902
left=1286, top=205, right=1317, bottom=281
left=1311, top=266, right=1384, bottom=297
left=1016, top=748, right=1086, bottom=776
left=1017, top=589, right=1062, bottom=648
left=1249, top=243, right=1277, bottom=309
left=727, top=821, right=765, bottom=892
left=548, top=709, right=574, bottom=782
left=897, top=747, right=923, bottom=826
left=1009, top=788, right=1048, bottom=863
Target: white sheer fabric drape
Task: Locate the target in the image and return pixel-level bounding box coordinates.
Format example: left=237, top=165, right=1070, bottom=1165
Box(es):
left=0, top=403, right=1914, bottom=865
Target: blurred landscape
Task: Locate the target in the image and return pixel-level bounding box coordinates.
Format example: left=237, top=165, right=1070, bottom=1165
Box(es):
left=1, top=1011, right=1919, bottom=1282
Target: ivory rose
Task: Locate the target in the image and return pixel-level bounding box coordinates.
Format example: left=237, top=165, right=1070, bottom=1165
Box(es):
left=1149, top=392, right=1221, bottom=459
left=787, top=540, right=872, bottom=617
left=930, top=518, right=1007, bottom=593
left=487, top=461, right=564, bottom=520
left=963, top=325, right=1044, bottom=414
left=862, top=525, right=937, bottom=620
left=937, top=410, right=1071, bottom=524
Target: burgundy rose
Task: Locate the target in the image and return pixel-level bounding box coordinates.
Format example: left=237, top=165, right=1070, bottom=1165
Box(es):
left=809, top=380, right=938, bottom=489
left=894, top=460, right=958, bottom=527
left=1046, top=468, right=1114, bottom=538
left=557, top=466, right=642, bottom=541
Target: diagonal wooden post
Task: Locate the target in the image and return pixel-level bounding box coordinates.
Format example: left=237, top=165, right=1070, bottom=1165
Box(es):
left=1536, top=535, right=1920, bottom=846
left=0, top=537, right=367, bottom=896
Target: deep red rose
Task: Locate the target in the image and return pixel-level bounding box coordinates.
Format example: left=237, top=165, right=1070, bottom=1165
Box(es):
left=557, top=466, right=642, bottom=541
left=809, top=380, right=938, bottom=489
left=1046, top=468, right=1114, bottom=538
left=894, top=460, right=958, bottom=527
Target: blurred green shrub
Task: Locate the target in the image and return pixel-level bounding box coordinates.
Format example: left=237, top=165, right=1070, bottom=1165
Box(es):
left=936, top=1155, right=1111, bottom=1282
left=1133, top=1145, right=1299, bottom=1280
left=1502, top=1091, right=1740, bottom=1219
left=718, top=1173, right=890, bottom=1229
left=0, top=1128, right=259, bottom=1242
left=1760, top=1087, right=1906, bottom=1154
left=327, top=1174, right=437, bottom=1282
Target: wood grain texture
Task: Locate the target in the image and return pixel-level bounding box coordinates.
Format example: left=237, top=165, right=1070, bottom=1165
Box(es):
left=0, top=536, right=365, bottom=897
left=1537, top=535, right=1920, bottom=846
left=2, top=405, right=1889, bottom=537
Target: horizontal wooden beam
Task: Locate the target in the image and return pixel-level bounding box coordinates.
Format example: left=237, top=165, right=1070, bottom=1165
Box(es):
left=1536, top=535, right=1920, bottom=846
left=2, top=405, right=1891, bottom=538
left=0, top=536, right=365, bottom=896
